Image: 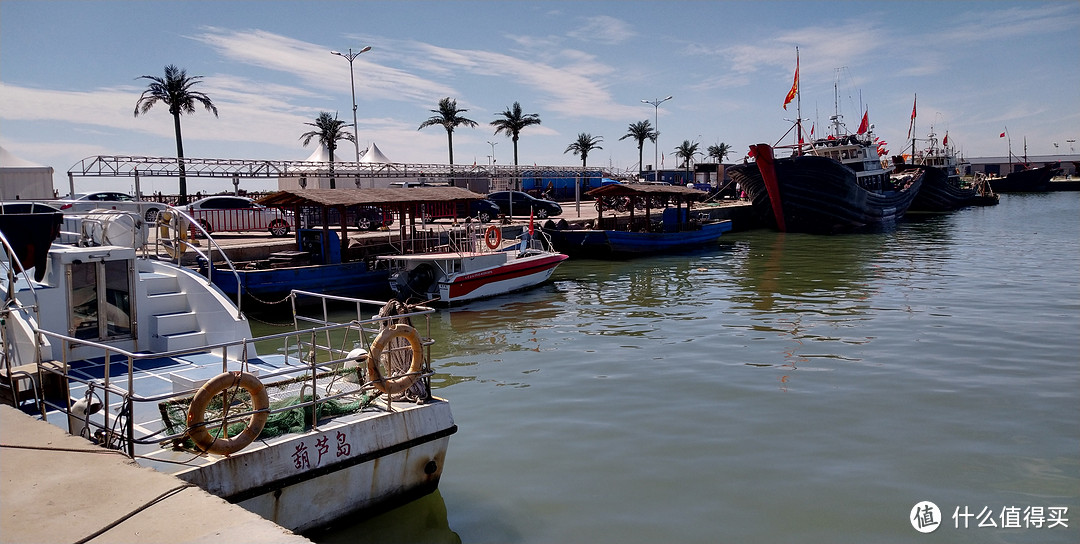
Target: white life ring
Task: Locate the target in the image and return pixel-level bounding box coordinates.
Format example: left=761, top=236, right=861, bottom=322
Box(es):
left=367, top=324, right=424, bottom=395
left=186, top=371, right=269, bottom=455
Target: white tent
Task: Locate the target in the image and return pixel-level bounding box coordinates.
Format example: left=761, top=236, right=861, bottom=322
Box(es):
left=359, top=142, right=392, bottom=164
left=278, top=143, right=356, bottom=190
left=1, top=146, right=54, bottom=200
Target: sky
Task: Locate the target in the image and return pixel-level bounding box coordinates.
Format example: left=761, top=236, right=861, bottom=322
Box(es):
left=1, top=0, right=1078, bottom=195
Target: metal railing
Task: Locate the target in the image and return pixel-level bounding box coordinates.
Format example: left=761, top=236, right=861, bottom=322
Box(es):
left=29, top=292, right=435, bottom=458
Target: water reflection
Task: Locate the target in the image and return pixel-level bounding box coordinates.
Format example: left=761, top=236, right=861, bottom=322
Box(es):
left=310, top=490, right=461, bottom=544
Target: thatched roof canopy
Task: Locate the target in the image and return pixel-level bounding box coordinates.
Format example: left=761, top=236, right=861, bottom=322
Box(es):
left=257, top=187, right=484, bottom=208
left=584, top=183, right=707, bottom=200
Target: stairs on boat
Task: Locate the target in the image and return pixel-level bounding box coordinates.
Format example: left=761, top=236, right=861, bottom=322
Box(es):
left=140, top=270, right=207, bottom=352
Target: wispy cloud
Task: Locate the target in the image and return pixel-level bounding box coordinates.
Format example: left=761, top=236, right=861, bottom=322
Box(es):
left=567, top=15, right=637, bottom=45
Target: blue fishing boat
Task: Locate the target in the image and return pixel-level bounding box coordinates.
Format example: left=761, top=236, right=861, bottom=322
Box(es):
left=192, top=187, right=490, bottom=304
left=542, top=183, right=732, bottom=258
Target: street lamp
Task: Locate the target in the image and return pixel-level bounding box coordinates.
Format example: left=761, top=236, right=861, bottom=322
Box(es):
left=330, top=46, right=372, bottom=163
left=642, top=95, right=673, bottom=181
left=486, top=141, right=498, bottom=165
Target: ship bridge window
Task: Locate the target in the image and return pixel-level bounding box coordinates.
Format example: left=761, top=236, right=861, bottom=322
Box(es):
left=68, top=259, right=134, bottom=341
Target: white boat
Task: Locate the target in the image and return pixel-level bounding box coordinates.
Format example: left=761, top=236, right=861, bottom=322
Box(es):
left=379, top=223, right=568, bottom=305
left=0, top=203, right=456, bottom=533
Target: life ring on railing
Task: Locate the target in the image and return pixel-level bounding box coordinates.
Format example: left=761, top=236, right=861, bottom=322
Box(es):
left=186, top=371, right=269, bottom=456
left=158, top=210, right=188, bottom=259
left=367, top=324, right=425, bottom=395
left=484, top=225, right=502, bottom=249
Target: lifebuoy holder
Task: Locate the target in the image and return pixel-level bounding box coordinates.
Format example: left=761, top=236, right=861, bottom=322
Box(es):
left=158, top=210, right=189, bottom=259
left=367, top=324, right=425, bottom=395
left=484, top=225, right=502, bottom=249
left=186, top=371, right=269, bottom=456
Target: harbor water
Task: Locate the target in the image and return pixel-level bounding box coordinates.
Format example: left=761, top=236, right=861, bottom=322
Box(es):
left=291, top=192, right=1079, bottom=543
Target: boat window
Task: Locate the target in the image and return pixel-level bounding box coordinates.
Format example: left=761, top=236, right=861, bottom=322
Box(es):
left=68, top=259, right=134, bottom=341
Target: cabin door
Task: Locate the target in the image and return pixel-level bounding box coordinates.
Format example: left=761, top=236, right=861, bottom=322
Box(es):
left=67, top=259, right=136, bottom=341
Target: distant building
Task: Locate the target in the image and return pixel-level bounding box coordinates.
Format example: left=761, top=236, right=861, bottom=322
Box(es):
left=966, top=154, right=1078, bottom=177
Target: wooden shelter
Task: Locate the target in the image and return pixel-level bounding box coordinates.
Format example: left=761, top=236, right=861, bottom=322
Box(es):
left=257, top=187, right=486, bottom=257
left=584, top=183, right=708, bottom=232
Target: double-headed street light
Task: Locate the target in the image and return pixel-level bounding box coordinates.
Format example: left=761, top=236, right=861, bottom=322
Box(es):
left=330, top=46, right=372, bottom=163
left=642, top=95, right=673, bottom=181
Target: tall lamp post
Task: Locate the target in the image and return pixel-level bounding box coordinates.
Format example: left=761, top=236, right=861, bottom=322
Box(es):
left=486, top=140, right=498, bottom=165
left=641, top=95, right=673, bottom=181
left=330, top=46, right=372, bottom=163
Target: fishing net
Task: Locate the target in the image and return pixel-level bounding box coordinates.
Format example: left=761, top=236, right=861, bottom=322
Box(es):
left=159, top=366, right=380, bottom=451
left=157, top=299, right=429, bottom=452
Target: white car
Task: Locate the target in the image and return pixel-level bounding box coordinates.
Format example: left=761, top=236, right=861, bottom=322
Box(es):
left=186, top=195, right=292, bottom=237
left=56, top=191, right=164, bottom=222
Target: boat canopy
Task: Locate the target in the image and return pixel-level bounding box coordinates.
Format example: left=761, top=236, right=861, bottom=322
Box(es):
left=257, top=187, right=485, bottom=208
left=584, top=183, right=708, bottom=200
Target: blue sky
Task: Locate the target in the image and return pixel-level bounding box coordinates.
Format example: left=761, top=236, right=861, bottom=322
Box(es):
left=1, top=0, right=1078, bottom=194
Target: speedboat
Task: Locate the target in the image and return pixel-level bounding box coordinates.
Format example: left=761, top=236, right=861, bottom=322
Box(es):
left=379, top=222, right=567, bottom=305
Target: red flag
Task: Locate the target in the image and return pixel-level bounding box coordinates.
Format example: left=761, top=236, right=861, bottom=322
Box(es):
left=783, top=51, right=799, bottom=110
left=857, top=111, right=869, bottom=134
left=910, top=95, right=917, bottom=120
left=999, top=132, right=1006, bottom=138
left=942, top=132, right=948, bottom=147
left=810, top=124, right=815, bottom=138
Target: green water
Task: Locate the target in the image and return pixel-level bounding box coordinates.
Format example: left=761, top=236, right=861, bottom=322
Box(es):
left=290, top=192, right=1079, bottom=544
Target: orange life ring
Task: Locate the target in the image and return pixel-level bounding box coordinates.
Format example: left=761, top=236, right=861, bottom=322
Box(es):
left=367, top=324, right=425, bottom=395
left=186, top=371, right=269, bottom=456
left=484, top=225, right=502, bottom=249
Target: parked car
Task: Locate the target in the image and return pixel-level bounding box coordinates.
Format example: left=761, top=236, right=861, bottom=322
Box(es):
left=486, top=191, right=562, bottom=218
left=56, top=191, right=164, bottom=222
left=186, top=196, right=292, bottom=237
left=468, top=199, right=501, bottom=223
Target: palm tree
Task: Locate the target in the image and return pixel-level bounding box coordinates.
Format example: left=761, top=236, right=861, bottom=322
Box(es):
left=565, top=133, right=603, bottom=200
left=134, top=65, right=218, bottom=205
left=675, top=140, right=700, bottom=171
left=418, top=97, right=477, bottom=164
left=707, top=143, right=732, bottom=163
left=299, top=112, right=355, bottom=189
left=490, top=102, right=542, bottom=166
left=618, top=120, right=657, bottom=176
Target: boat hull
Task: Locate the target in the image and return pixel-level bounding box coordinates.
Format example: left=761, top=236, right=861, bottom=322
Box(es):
left=729, top=147, right=922, bottom=233
left=208, top=261, right=392, bottom=303
left=175, top=400, right=456, bottom=533
left=442, top=252, right=568, bottom=303
left=544, top=220, right=733, bottom=259
left=990, top=164, right=1061, bottom=192
left=907, top=166, right=994, bottom=211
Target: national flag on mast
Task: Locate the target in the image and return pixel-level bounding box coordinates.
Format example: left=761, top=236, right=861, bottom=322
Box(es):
left=906, top=94, right=917, bottom=141
left=1000, top=132, right=1006, bottom=138
left=783, top=50, right=799, bottom=110
left=942, top=132, right=948, bottom=147
left=857, top=110, right=870, bottom=134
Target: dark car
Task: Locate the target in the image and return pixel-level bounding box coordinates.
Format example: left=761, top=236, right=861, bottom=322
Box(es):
left=299, top=205, right=394, bottom=231
left=486, top=191, right=562, bottom=219
left=468, top=199, right=501, bottom=223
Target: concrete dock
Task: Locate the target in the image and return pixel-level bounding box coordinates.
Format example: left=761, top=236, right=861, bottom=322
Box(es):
left=0, top=405, right=311, bottom=544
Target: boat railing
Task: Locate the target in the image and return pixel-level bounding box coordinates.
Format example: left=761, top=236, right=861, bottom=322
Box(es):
left=152, top=205, right=245, bottom=316
left=27, top=293, right=437, bottom=459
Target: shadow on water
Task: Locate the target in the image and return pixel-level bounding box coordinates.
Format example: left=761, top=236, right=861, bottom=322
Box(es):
left=307, top=489, right=462, bottom=544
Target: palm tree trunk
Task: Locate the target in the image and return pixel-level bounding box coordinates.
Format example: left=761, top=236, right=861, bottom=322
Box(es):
left=446, top=130, right=455, bottom=165
left=328, top=145, right=336, bottom=189
left=173, top=112, right=188, bottom=205
left=638, top=143, right=644, bottom=176
left=512, top=135, right=520, bottom=165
